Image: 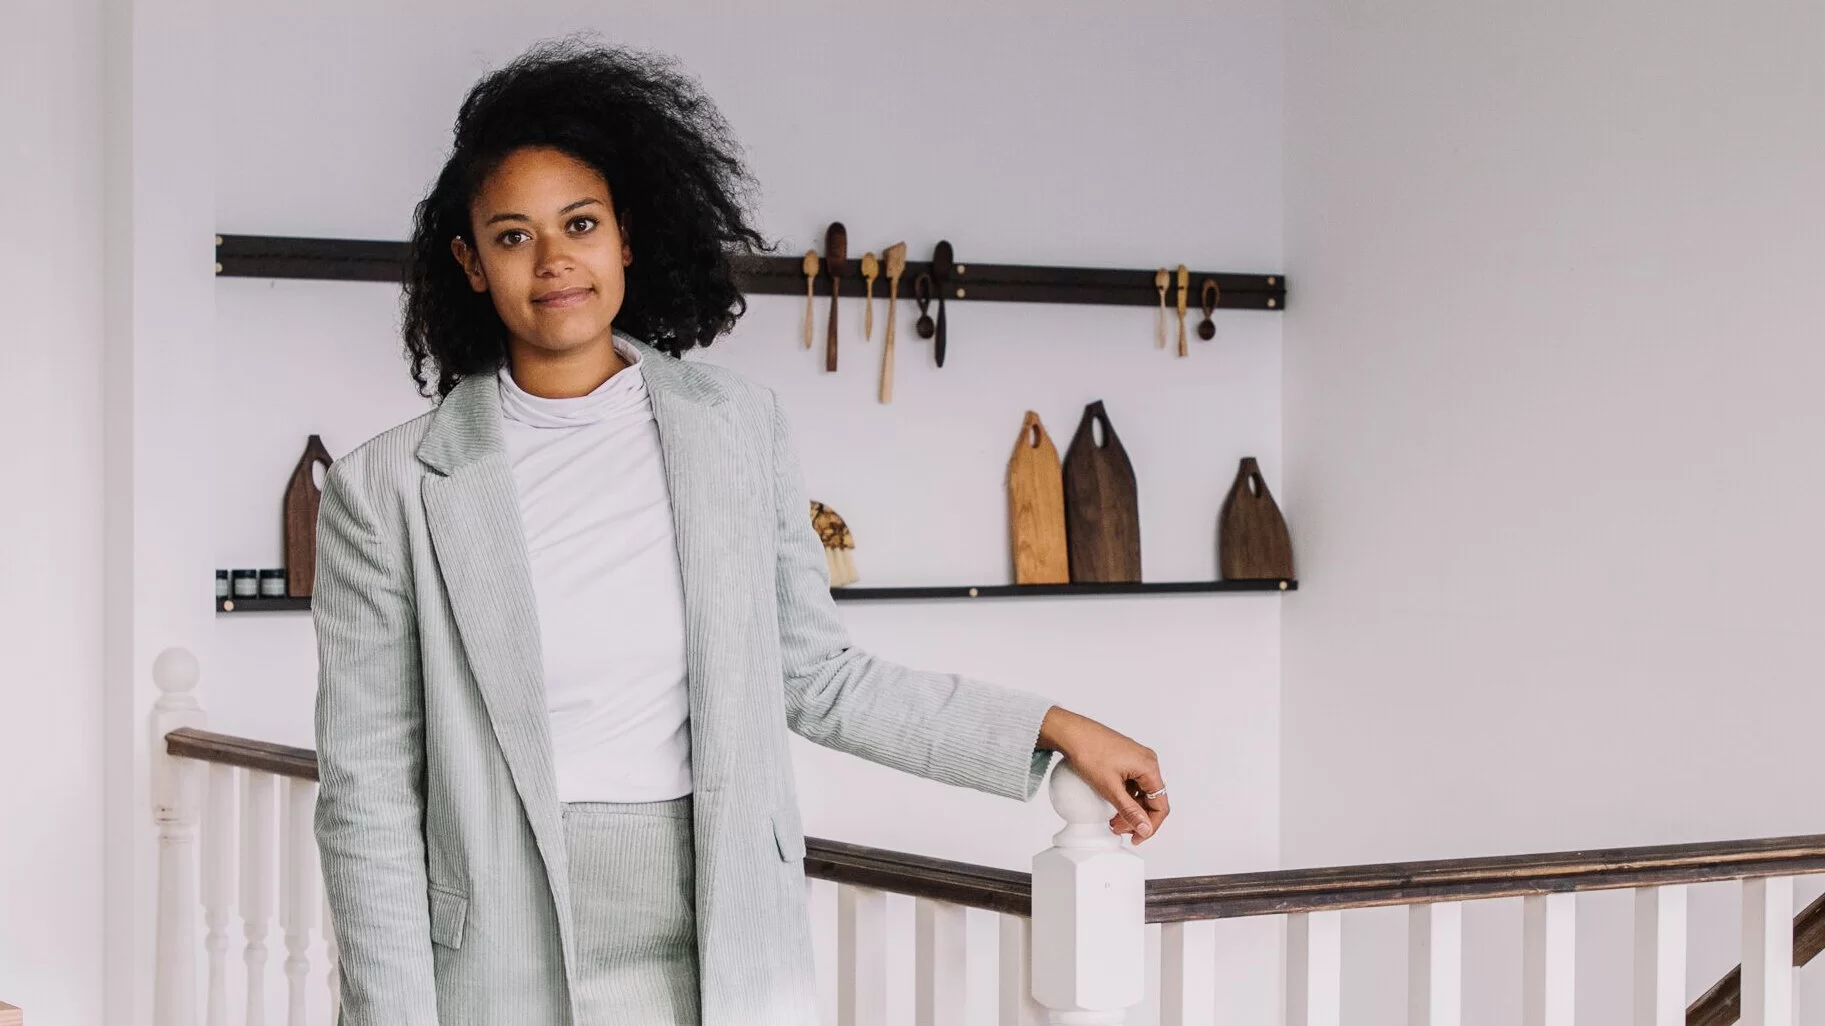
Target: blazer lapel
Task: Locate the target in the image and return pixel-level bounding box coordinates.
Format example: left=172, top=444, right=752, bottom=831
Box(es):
left=416, top=370, right=576, bottom=967
left=630, top=338, right=745, bottom=798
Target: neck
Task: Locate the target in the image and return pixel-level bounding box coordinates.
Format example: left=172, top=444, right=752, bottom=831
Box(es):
left=506, top=334, right=629, bottom=399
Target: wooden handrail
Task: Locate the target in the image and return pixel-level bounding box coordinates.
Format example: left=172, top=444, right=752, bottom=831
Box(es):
left=1148, top=836, right=1825, bottom=921
left=163, top=714, right=1825, bottom=1026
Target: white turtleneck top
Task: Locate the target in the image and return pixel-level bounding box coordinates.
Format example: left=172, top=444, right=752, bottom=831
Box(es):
left=496, top=332, right=693, bottom=803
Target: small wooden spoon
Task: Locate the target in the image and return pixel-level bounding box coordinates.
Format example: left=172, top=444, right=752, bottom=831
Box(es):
left=1154, top=268, right=1169, bottom=348
left=825, top=223, right=847, bottom=372
left=1199, top=279, right=1220, bottom=340
left=1175, top=264, right=1190, bottom=358
left=881, top=242, right=906, bottom=403
left=861, top=252, right=879, bottom=341
left=801, top=250, right=819, bottom=349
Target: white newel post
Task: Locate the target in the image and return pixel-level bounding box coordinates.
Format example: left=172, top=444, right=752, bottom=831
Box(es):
left=153, top=646, right=206, bottom=1026
left=1031, top=761, right=1146, bottom=1025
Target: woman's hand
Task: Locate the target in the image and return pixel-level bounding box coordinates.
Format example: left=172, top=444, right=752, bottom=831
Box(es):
left=1036, top=706, right=1169, bottom=844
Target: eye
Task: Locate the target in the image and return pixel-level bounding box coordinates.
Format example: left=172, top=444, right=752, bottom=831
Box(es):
left=496, top=228, right=529, bottom=246
left=568, top=216, right=598, bottom=233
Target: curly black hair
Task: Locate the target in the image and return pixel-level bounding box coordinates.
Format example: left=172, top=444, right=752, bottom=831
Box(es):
left=401, top=35, right=774, bottom=398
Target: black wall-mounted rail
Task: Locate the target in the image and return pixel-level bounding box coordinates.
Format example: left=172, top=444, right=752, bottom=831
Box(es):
left=217, top=578, right=1295, bottom=613
left=214, top=234, right=1287, bottom=311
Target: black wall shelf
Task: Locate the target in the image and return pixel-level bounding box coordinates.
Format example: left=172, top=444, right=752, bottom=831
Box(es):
left=217, top=578, right=1294, bottom=613
left=214, top=234, right=1286, bottom=312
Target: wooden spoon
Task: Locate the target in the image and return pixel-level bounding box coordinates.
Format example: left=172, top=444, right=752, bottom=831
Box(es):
left=881, top=242, right=906, bottom=403
left=1154, top=268, right=1169, bottom=348
left=824, top=223, right=847, bottom=372
left=1175, top=264, right=1190, bottom=358
left=931, top=240, right=954, bottom=368
left=861, top=252, right=879, bottom=341
left=801, top=250, right=819, bottom=349
left=1199, top=279, right=1220, bottom=340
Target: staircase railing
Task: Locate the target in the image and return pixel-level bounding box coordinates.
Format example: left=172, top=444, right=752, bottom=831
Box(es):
left=151, top=647, right=1825, bottom=1025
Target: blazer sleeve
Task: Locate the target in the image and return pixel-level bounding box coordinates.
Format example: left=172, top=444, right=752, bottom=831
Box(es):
left=768, top=392, right=1058, bottom=801
left=311, top=458, right=439, bottom=1026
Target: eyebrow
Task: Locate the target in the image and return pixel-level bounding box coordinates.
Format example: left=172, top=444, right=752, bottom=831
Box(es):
left=483, top=197, right=606, bottom=227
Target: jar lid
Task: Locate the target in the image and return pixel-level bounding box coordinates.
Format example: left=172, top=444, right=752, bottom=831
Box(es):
left=259, top=568, right=286, bottom=578
left=216, top=569, right=229, bottom=578
left=231, top=569, right=259, bottom=578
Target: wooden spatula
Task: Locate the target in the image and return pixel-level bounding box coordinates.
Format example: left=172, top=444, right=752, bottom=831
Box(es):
left=880, top=242, right=906, bottom=403
left=861, top=252, right=879, bottom=340
left=825, top=222, right=847, bottom=372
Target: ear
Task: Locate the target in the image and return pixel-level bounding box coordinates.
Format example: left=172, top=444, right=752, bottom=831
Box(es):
left=619, top=215, right=633, bottom=268
left=450, top=235, right=488, bottom=293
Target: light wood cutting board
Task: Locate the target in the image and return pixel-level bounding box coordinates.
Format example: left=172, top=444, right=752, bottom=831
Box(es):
left=1006, top=411, right=1069, bottom=584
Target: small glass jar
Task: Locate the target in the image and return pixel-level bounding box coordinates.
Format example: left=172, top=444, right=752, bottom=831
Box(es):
left=215, top=570, right=230, bottom=599
left=231, top=569, right=259, bottom=598
left=259, top=569, right=288, bottom=598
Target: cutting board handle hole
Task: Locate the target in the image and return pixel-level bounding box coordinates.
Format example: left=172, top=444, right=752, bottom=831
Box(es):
left=1091, top=418, right=1107, bottom=447
left=311, top=461, right=328, bottom=490
left=1027, top=424, right=1043, bottom=448
left=1248, top=474, right=1262, bottom=496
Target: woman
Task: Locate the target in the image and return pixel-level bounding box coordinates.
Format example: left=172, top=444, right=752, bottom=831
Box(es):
left=312, top=36, right=1169, bottom=1026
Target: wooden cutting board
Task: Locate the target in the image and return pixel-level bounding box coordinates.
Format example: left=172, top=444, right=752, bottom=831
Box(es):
left=1219, top=456, right=1294, bottom=580
left=0, top=1001, right=23, bottom=1026
left=1062, top=401, right=1141, bottom=583
left=284, top=434, right=335, bottom=597
left=1006, top=411, right=1069, bottom=584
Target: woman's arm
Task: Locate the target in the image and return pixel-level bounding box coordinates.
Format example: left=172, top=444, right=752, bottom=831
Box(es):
left=767, top=395, right=1171, bottom=842
left=311, top=458, right=440, bottom=1025
left=768, top=395, right=1053, bottom=800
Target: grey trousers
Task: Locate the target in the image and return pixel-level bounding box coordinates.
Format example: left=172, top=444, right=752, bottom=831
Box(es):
left=561, top=796, right=701, bottom=1026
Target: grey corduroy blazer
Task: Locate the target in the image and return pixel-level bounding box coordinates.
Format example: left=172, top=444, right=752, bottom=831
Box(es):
left=311, top=334, right=1057, bottom=1026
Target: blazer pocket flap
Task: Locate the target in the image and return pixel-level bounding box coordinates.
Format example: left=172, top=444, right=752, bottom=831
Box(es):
left=771, top=805, right=807, bottom=862
left=428, top=884, right=468, bottom=949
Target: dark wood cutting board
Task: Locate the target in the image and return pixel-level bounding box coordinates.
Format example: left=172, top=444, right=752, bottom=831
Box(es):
left=1006, top=411, right=1070, bottom=585
left=1062, top=401, right=1141, bottom=583
left=284, top=434, right=335, bottom=597
left=1218, top=456, right=1294, bottom=580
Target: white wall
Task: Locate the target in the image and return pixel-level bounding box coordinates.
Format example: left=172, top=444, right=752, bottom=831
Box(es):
left=0, top=2, right=107, bottom=1021
left=1282, top=0, right=1825, bottom=1020
left=206, top=3, right=1288, bottom=1022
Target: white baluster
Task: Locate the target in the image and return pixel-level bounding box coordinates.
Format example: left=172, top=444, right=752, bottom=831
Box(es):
left=1742, top=876, right=1794, bottom=1026
left=1633, top=885, right=1686, bottom=1026
left=322, top=893, right=340, bottom=1026
left=999, top=915, right=1044, bottom=1026
left=1159, top=920, right=1216, bottom=1026
left=280, top=779, right=318, bottom=1025
left=1410, top=902, right=1462, bottom=1026
left=838, top=885, right=888, bottom=1026
left=1287, top=911, right=1342, bottom=1026
left=1523, top=893, right=1576, bottom=1026
left=241, top=770, right=277, bottom=1026
left=1031, top=761, right=1145, bottom=1026
left=201, top=764, right=237, bottom=1026
left=915, top=899, right=968, bottom=1026
left=153, top=647, right=205, bottom=1026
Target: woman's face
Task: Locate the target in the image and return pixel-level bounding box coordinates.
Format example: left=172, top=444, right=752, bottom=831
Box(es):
left=452, top=145, right=632, bottom=363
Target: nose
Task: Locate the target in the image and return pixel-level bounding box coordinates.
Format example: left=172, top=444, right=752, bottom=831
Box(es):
left=534, top=232, right=576, bottom=276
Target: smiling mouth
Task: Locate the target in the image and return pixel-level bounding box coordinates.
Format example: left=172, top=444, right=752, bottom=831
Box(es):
left=534, top=288, right=592, bottom=308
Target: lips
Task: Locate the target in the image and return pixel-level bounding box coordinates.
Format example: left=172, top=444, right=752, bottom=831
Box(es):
left=534, top=287, right=592, bottom=308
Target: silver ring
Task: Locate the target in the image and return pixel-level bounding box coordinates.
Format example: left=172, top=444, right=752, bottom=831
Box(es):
left=1142, top=786, right=1168, bottom=801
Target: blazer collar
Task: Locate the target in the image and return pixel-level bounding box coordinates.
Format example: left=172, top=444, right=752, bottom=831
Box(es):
left=415, top=331, right=728, bottom=475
